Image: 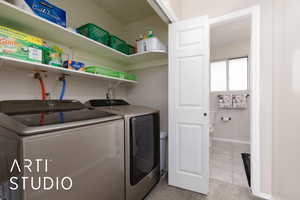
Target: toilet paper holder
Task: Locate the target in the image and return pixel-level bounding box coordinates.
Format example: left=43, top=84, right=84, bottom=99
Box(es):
left=221, top=117, right=232, bottom=122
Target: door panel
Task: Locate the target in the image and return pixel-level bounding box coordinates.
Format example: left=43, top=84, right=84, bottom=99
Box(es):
left=179, top=28, right=203, bottom=46
left=178, top=124, right=203, bottom=175
left=178, top=56, right=204, bottom=106
left=169, top=16, right=210, bottom=194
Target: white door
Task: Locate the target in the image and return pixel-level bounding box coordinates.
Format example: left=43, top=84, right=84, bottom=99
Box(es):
left=168, top=16, right=210, bottom=194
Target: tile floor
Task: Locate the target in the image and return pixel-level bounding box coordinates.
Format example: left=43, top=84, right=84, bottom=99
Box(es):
left=146, top=140, right=260, bottom=200
left=145, top=176, right=262, bottom=200
left=210, top=140, right=250, bottom=187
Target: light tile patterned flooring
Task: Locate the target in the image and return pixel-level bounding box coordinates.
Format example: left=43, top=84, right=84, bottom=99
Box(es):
left=146, top=176, right=262, bottom=200
left=210, top=140, right=250, bottom=187
left=146, top=141, right=261, bottom=200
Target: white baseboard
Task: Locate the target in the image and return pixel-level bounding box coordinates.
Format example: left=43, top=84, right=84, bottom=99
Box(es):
left=253, top=191, right=272, bottom=200
left=212, top=137, right=250, bottom=145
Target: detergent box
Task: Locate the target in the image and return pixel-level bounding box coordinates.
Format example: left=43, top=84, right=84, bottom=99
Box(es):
left=0, top=25, right=45, bottom=46
left=43, top=47, right=63, bottom=67
left=0, top=26, right=45, bottom=63
left=8, top=0, right=67, bottom=28
left=63, top=60, right=85, bottom=71
left=0, top=34, right=44, bottom=63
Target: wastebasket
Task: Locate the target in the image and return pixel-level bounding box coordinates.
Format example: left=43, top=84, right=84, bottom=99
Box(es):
left=160, top=131, right=168, bottom=175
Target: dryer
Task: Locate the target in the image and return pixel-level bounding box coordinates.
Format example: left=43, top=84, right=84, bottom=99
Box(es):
left=86, top=99, right=160, bottom=200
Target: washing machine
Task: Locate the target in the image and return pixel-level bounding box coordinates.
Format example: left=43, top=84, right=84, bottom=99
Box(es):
left=0, top=100, right=125, bottom=200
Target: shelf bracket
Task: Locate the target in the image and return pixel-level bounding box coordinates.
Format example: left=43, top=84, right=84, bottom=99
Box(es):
left=107, top=80, right=121, bottom=100
left=59, top=74, right=69, bottom=81
left=108, top=80, right=122, bottom=90
left=112, top=80, right=122, bottom=89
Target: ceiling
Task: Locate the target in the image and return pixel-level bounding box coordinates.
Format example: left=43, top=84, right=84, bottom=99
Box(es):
left=93, top=0, right=156, bottom=25
left=210, top=16, right=251, bottom=48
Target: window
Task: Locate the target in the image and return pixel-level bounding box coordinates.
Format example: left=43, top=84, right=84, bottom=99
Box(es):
left=210, top=61, right=227, bottom=91
left=228, top=58, right=248, bottom=91
left=210, top=57, right=248, bottom=92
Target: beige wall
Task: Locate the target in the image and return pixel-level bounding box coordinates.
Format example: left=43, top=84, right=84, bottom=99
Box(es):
left=127, top=66, right=168, bottom=132
left=165, top=0, right=182, bottom=19
left=210, top=91, right=250, bottom=143
left=124, top=14, right=169, bottom=133
left=49, top=0, right=128, bottom=71
left=51, top=0, right=125, bottom=39
left=0, top=68, right=128, bottom=102
left=176, top=0, right=273, bottom=195
left=123, top=15, right=168, bottom=46
left=211, top=41, right=250, bottom=61
left=272, top=0, right=300, bottom=199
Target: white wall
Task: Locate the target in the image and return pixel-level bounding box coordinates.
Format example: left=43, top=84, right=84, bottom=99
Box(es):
left=127, top=66, right=168, bottom=132
left=272, top=0, right=300, bottom=199
left=176, top=0, right=273, bottom=196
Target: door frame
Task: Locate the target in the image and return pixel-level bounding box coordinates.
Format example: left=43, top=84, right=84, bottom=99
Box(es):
left=151, top=2, right=268, bottom=199
left=210, top=6, right=265, bottom=199
left=147, top=0, right=179, bottom=23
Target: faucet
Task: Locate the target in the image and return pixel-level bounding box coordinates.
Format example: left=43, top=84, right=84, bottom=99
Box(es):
left=106, top=89, right=112, bottom=100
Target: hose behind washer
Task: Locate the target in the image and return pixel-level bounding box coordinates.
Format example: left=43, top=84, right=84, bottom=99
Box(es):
left=60, top=78, right=67, bottom=100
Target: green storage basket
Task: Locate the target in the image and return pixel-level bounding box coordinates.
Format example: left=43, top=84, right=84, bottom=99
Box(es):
left=110, top=35, right=127, bottom=54
left=127, top=44, right=136, bottom=55
left=84, top=66, right=120, bottom=78
left=125, top=73, right=137, bottom=81
left=77, top=24, right=110, bottom=45
left=118, top=71, right=126, bottom=79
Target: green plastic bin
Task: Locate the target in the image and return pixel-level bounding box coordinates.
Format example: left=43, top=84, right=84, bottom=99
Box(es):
left=77, top=24, right=110, bottom=45
left=109, top=35, right=127, bottom=54
left=118, top=71, right=126, bottom=79
left=125, top=73, right=137, bottom=81
left=84, top=66, right=120, bottom=78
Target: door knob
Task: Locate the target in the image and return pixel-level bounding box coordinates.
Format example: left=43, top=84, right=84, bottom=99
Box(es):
left=204, top=113, right=207, bottom=117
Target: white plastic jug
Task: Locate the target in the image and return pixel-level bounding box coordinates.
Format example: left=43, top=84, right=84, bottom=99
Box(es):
left=137, top=37, right=166, bottom=53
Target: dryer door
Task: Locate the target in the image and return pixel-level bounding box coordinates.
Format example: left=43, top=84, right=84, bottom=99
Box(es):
left=130, top=113, right=160, bottom=186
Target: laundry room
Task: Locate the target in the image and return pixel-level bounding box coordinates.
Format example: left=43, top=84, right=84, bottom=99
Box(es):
left=0, top=0, right=169, bottom=199
left=0, top=0, right=298, bottom=200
